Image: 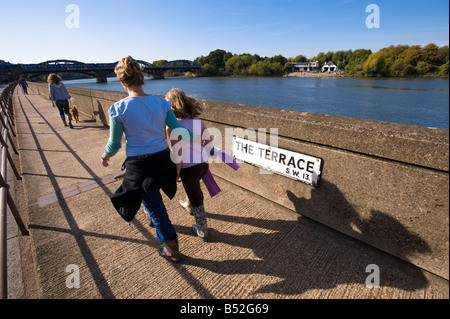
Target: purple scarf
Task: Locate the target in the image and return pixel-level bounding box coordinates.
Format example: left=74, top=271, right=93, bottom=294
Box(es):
left=202, top=147, right=239, bottom=197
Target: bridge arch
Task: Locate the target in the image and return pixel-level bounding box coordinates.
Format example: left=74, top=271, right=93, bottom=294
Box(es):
left=22, top=59, right=118, bottom=72
left=16, top=58, right=200, bottom=82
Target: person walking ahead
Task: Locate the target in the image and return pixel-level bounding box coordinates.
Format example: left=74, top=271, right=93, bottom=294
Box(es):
left=101, top=56, right=194, bottom=263
left=47, top=73, right=73, bottom=129
left=18, top=75, right=28, bottom=95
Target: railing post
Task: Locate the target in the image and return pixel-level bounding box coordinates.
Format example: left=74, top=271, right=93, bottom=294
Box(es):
left=0, top=127, right=9, bottom=299
left=0, top=134, right=21, bottom=180
left=0, top=175, right=28, bottom=236
left=0, top=82, right=27, bottom=299
left=0, top=172, right=7, bottom=300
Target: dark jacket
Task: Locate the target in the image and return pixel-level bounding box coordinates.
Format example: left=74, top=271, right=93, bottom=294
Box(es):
left=110, top=148, right=177, bottom=223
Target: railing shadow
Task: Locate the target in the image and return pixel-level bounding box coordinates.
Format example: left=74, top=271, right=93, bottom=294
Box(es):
left=18, top=92, right=215, bottom=298
left=17, top=94, right=115, bottom=298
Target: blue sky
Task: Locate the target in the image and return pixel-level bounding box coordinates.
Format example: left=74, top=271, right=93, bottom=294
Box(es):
left=1, top=0, right=448, bottom=64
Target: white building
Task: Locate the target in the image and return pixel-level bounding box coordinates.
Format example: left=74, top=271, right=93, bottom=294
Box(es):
left=291, top=61, right=319, bottom=72
left=322, top=61, right=339, bottom=72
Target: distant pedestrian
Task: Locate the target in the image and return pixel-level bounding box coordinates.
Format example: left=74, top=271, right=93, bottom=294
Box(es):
left=47, top=73, right=73, bottom=129
left=164, top=88, right=214, bottom=241
left=18, top=75, right=28, bottom=95
left=101, top=56, right=195, bottom=263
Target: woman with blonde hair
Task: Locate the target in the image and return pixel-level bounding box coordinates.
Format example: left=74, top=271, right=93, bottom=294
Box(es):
left=47, top=73, right=73, bottom=128
left=101, top=56, right=194, bottom=263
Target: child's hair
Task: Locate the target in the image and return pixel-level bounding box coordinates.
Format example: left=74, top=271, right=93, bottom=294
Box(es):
left=165, top=88, right=204, bottom=119
left=114, top=55, right=145, bottom=87
left=47, top=73, right=62, bottom=84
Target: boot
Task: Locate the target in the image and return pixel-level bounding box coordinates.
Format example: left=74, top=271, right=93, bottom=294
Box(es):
left=192, top=204, right=208, bottom=240
left=179, top=198, right=193, bottom=215
left=158, top=238, right=180, bottom=263
left=60, top=116, right=68, bottom=127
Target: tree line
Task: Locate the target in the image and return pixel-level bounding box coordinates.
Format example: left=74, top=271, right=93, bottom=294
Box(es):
left=171, top=44, right=448, bottom=78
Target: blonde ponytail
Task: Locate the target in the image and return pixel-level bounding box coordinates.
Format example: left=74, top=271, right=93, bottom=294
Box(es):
left=114, top=56, right=145, bottom=87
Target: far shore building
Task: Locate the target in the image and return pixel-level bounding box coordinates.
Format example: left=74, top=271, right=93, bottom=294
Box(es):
left=322, top=61, right=339, bottom=72
left=291, top=61, right=319, bottom=72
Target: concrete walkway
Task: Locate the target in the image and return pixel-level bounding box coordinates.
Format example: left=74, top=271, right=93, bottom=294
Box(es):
left=8, top=87, right=448, bottom=299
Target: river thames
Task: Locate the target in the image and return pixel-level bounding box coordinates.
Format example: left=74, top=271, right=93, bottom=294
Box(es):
left=65, top=76, right=449, bottom=129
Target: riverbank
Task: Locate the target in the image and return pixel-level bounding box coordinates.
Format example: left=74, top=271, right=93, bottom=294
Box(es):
left=286, top=72, right=449, bottom=79
left=286, top=71, right=344, bottom=78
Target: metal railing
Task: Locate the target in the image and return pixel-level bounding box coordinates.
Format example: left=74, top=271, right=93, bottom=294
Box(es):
left=0, top=82, right=29, bottom=299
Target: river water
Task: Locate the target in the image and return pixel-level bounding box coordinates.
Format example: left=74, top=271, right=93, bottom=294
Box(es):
left=65, top=76, right=449, bottom=129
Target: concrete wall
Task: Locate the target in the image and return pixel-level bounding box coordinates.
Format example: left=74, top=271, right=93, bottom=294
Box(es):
left=28, top=82, right=449, bottom=279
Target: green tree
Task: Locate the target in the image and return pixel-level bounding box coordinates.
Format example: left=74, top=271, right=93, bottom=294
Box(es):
left=438, top=61, right=449, bottom=76
left=245, top=59, right=284, bottom=76
left=152, top=60, right=168, bottom=66
left=269, top=62, right=284, bottom=75
left=195, top=49, right=232, bottom=75
left=314, top=52, right=327, bottom=67
left=193, top=44, right=448, bottom=78
left=345, top=49, right=371, bottom=75
left=438, top=45, right=449, bottom=65
left=290, top=55, right=307, bottom=63
left=194, top=55, right=208, bottom=66
left=399, top=45, right=423, bottom=66
left=390, top=59, right=406, bottom=77
left=415, top=61, right=435, bottom=75
left=363, top=45, right=409, bottom=77
left=201, top=63, right=216, bottom=76
left=254, top=60, right=271, bottom=75
left=269, top=55, right=287, bottom=66
left=332, top=51, right=348, bottom=69
left=343, top=50, right=353, bottom=66
left=224, top=55, right=244, bottom=75
left=208, top=49, right=232, bottom=74
left=225, top=54, right=258, bottom=75
left=363, top=50, right=387, bottom=76
left=422, top=43, right=441, bottom=66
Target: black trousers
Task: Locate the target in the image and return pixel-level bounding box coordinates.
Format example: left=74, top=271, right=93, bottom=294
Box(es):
left=179, top=162, right=209, bottom=207
left=55, top=99, right=70, bottom=117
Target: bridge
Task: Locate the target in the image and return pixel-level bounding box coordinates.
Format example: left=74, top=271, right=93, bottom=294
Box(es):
left=0, top=59, right=201, bottom=83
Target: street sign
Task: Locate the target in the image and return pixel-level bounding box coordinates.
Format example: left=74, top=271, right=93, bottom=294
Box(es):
left=232, top=136, right=323, bottom=186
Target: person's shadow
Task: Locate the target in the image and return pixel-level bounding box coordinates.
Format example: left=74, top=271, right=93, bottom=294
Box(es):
left=286, top=179, right=431, bottom=264
left=94, top=101, right=109, bottom=126
left=178, top=179, right=430, bottom=296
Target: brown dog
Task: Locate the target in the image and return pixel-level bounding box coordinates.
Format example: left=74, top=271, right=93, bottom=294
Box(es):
left=70, top=105, right=79, bottom=123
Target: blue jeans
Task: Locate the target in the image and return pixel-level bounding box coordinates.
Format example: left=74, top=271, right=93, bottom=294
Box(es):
left=141, top=188, right=177, bottom=242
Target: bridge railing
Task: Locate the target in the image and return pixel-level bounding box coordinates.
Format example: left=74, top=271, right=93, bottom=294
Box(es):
left=0, top=82, right=29, bottom=299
